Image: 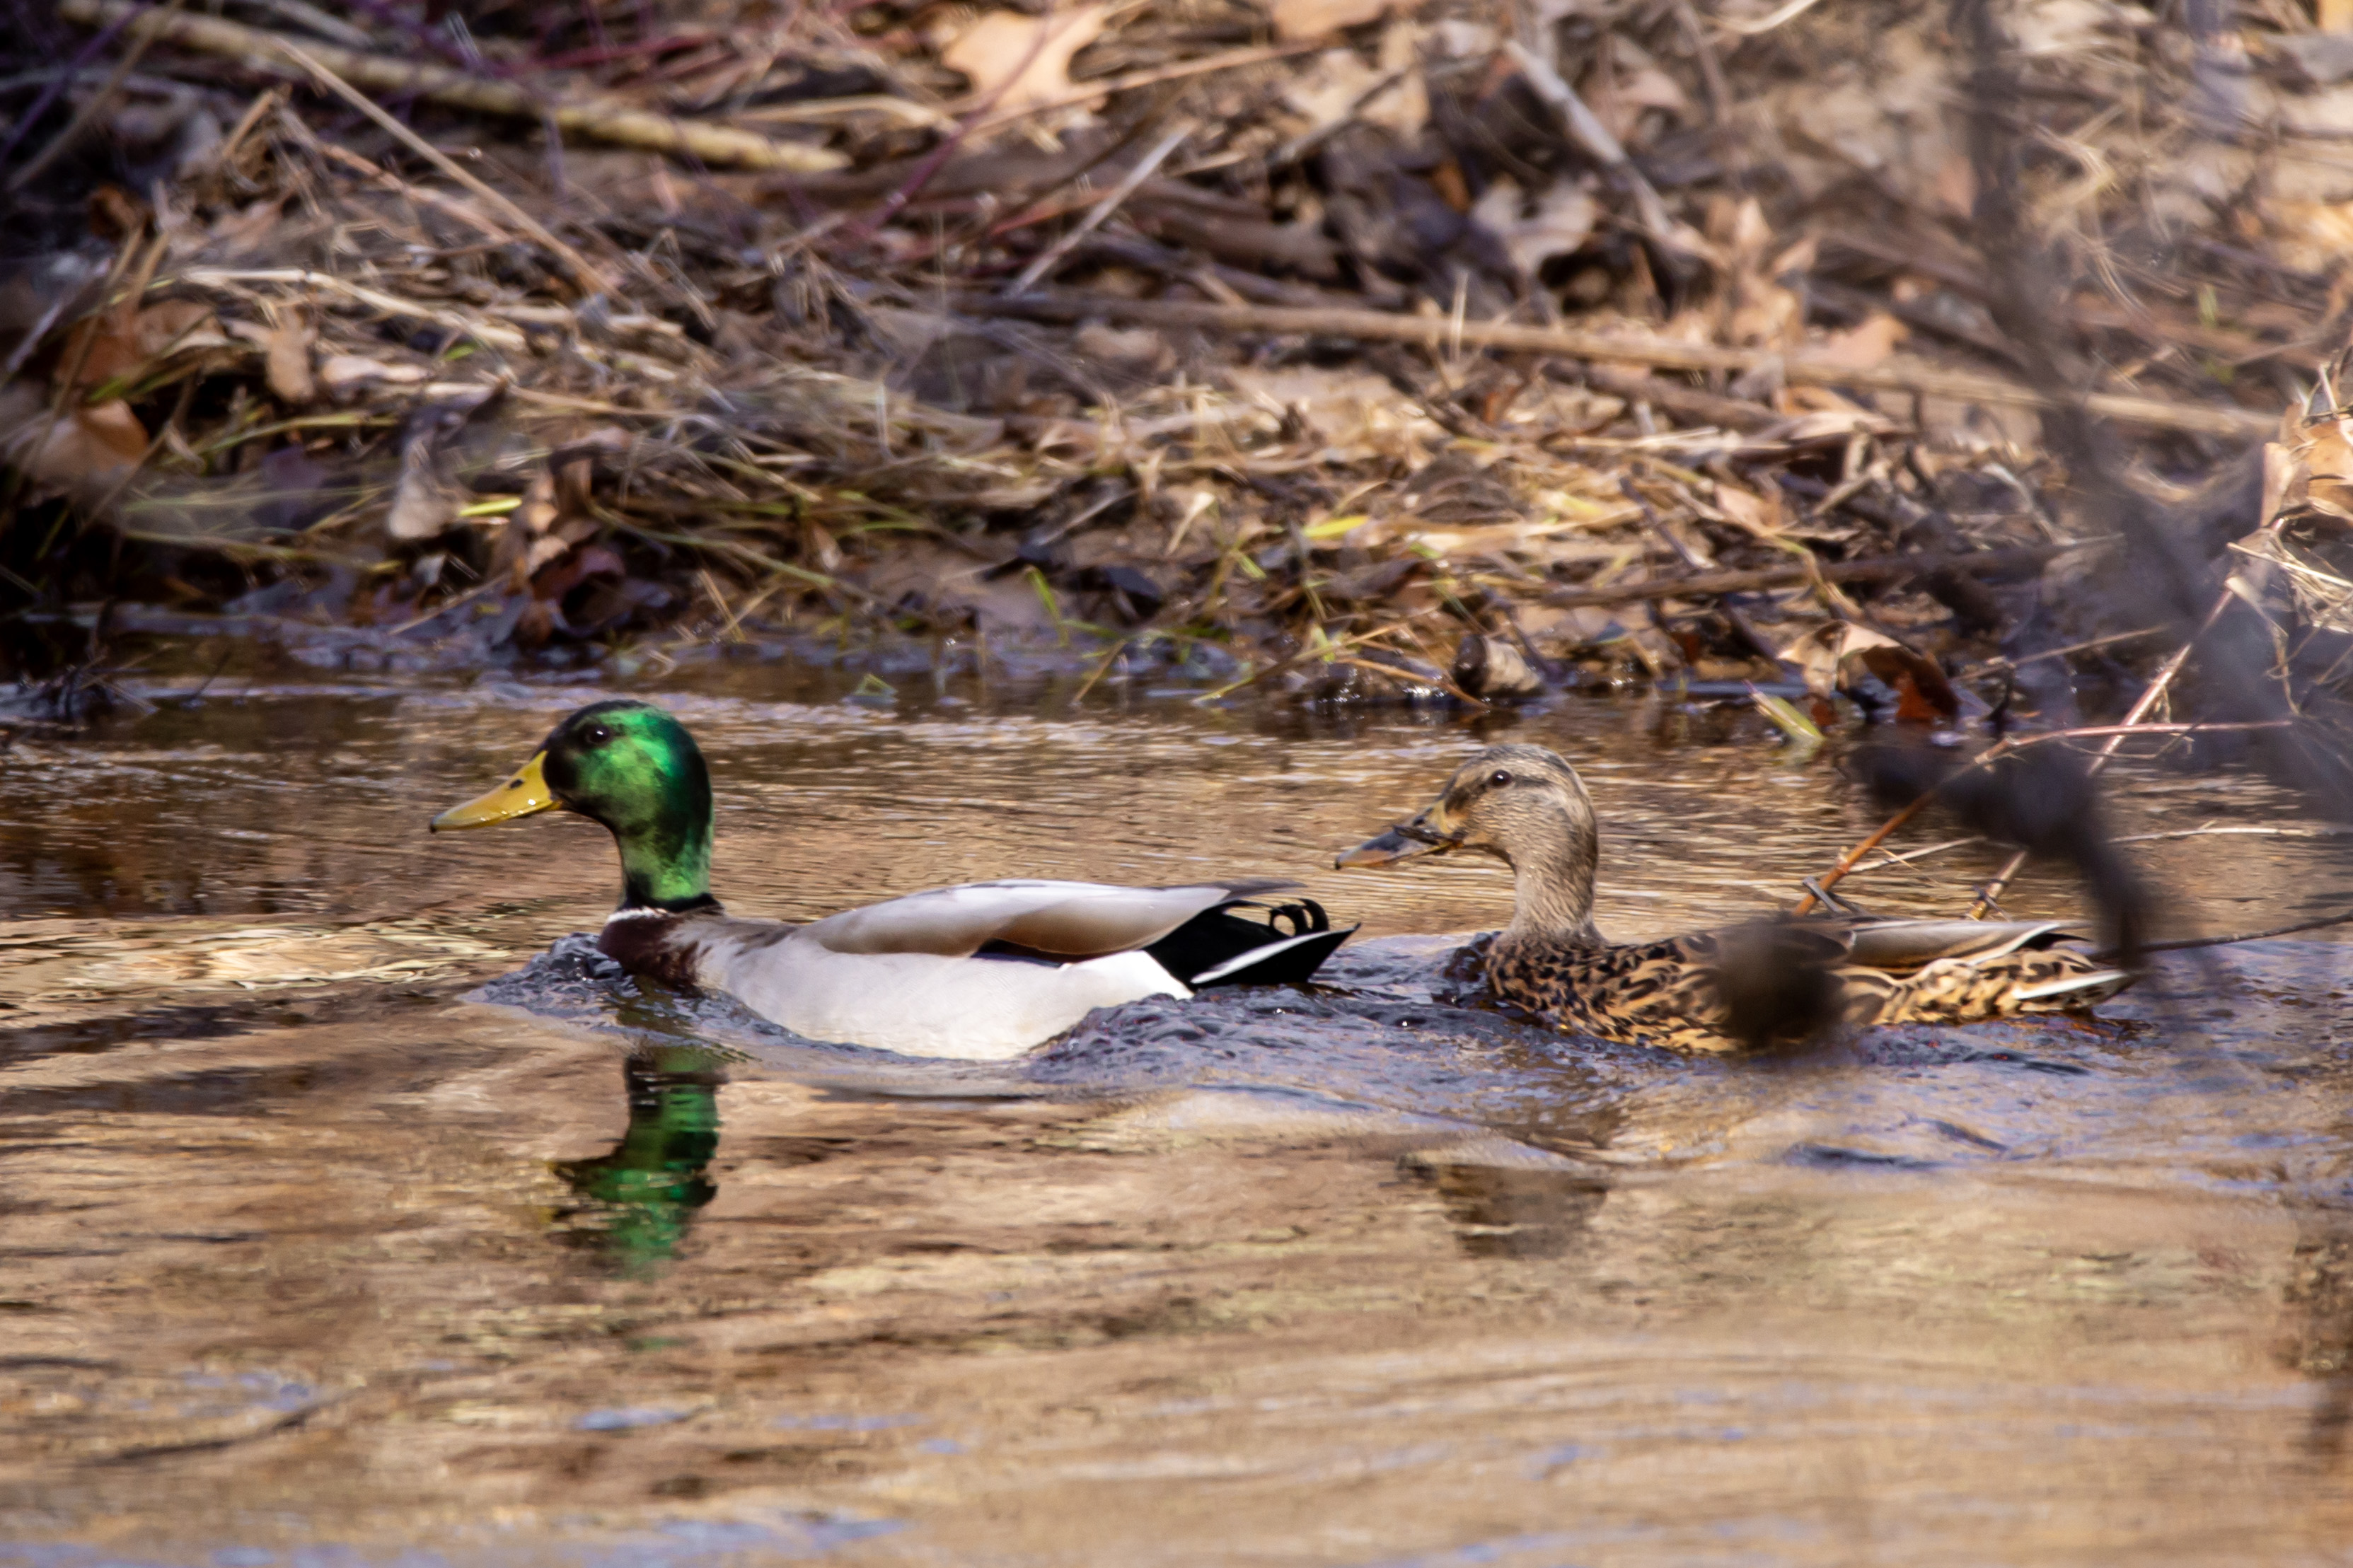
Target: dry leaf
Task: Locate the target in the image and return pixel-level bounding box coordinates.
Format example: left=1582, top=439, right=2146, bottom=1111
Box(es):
left=2270, top=199, right=2353, bottom=278
left=1, top=389, right=148, bottom=501
left=318, top=354, right=429, bottom=399
left=2230, top=392, right=2353, bottom=632
left=1768, top=407, right=1899, bottom=443
left=1074, top=321, right=1173, bottom=371
left=1783, top=620, right=1958, bottom=721
left=1470, top=178, right=1598, bottom=275
left=1271, top=0, right=1391, bottom=40
left=942, top=6, right=1107, bottom=115
left=1814, top=312, right=1909, bottom=371
left=1711, top=196, right=1805, bottom=350
left=1283, top=30, right=1426, bottom=137
left=1711, top=482, right=1785, bottom=538
left=66, top=299, right=223, bottom=390
left=385, top=455, right=459, bottom=544
left=382, top=399, right=494, bottom=545
left=497, top=453, right=599, bottom=588
left=208, top=195, right=286, bottom=258
left=1451, top=631, right=1546, bottom=699
left=263, top=318, right=315, bottom=405
left=1583, top=35, right=1688, bottom=148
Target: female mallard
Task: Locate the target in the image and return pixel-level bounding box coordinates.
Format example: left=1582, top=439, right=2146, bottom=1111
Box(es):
left=434, top=700, right=1351, bottom=1059
left=1336, top=743, right=2129, bottom=1052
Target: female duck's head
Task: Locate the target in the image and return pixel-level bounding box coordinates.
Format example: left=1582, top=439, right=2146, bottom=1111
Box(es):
left=432, top=699, right=715, bottom=912
left=1335, top=743, right=1602, bottom=941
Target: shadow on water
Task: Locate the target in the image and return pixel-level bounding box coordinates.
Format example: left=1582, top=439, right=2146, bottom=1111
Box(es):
left=553, top=1050, right=727, bottom=1275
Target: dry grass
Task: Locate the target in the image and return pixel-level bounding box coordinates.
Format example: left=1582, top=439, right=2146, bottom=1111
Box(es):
left=3, top=0, right=2349, bottom=704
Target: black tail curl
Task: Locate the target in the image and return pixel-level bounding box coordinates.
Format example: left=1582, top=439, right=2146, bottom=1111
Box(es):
left=1146, top=897, right=1347, bottom=989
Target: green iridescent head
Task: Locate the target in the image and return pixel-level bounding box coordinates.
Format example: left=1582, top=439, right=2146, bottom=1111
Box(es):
left=431, top=699, right=715, bottom=912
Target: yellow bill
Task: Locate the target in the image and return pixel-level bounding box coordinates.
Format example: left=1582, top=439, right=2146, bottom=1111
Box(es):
left=430, top=750, right=557, bottom=832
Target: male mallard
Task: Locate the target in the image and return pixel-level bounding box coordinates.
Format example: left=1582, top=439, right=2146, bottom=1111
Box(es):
left=434, top=700, right=1351, bottom=1059
left=1336, top=743, right=2130, bottom=1052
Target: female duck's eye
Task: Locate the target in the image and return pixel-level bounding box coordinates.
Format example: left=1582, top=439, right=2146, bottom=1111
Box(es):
left=1489, top=770, right=1513, bottom=787
left=585, top=725, right=611, bottom=745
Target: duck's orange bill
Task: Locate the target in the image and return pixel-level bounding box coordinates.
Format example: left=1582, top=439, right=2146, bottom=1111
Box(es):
left=431, top=750, right=557, bottom=832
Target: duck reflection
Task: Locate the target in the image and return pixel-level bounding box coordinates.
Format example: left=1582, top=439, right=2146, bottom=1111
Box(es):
left=1405, top=1153, right=1609, bottom=1260
left=554, top=1048, right=724, bottom=1272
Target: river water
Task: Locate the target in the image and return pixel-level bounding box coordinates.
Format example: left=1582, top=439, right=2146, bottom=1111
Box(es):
left=4, top=642, right=2352, bottom=1565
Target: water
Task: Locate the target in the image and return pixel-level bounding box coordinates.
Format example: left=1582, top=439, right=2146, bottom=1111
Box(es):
left=4, top=648, right=2352, bottom=1564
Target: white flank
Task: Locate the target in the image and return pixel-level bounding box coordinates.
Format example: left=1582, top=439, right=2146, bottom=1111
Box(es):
left=711, top=941, right=1190, bottom=1060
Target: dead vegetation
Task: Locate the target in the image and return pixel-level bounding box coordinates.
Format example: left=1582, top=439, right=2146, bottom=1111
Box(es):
left=3, top=0, right=2353, bottom=723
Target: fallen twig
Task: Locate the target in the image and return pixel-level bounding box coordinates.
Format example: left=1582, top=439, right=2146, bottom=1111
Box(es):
left=171, top=268, right=530, bottom=351
left=1544, top=542, right=2085, bottom=611
left=1791, top=796, right=1936, bottom=914
left=964, top=41, right=1324, bottom=135
left=1856, top=821, right=2353, bottom=877
left=274, top=38, right=611, bottom=296
left=2128, top=905, right=2353, bottom=955
left=960, top=293, right=2278, bottom=439
left=1792, top=718, right=2299, bottom=915
left=1559, top=363, right=1782, bottom=432
left=1967, top=586, right=2239, bottom=916
left=1006, top=118, right=1195, bottom=296
left=315, top=143, right=517, bottom=247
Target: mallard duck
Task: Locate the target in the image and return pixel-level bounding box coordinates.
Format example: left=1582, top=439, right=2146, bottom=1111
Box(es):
left=433, top=700, right=1352, bottom=1059
left=1336, top=743, right=2131, bottom=1052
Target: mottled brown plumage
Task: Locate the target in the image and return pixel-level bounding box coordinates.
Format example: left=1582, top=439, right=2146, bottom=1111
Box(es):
left=1338, top=744, right=2132, bottom=1053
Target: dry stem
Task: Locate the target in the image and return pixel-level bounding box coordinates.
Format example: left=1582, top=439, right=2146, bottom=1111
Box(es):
left=964, top=294, right=2279, bottom=439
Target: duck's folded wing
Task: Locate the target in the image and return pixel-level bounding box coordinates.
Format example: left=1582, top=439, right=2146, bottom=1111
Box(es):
left=801, top=878, right=1301, bottom=959
left=1837, top=918, right=2076, bottom=971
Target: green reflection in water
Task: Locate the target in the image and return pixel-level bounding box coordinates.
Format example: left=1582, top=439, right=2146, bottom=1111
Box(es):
left=555, top=1048, right=725, bottom=1273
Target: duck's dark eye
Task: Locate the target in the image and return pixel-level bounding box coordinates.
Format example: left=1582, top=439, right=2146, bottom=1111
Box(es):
left=1488, top=770, right=1513, bottom=787
left=585, top=725, right=611, bottom=745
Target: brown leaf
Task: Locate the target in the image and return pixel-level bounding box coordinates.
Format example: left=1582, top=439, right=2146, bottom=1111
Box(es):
left=318, top=354, right=429, bottom=399
left=1271, top=0, right=1391, bottom=40
left=86, top=185, right=149, bottom=243
left=1783, top=620, right=1958, bottom=720
left=208, top=196, right=286, bottom=258
left=1711, top=483, right=1785, bottom=538
left=1813, top=312, right=1908, bottom=371
left=263, top=318, right=315, bottom=405
left=1583, top=35, right=1688, bottom=148
left=2268, top=199, right=2353, bottom=276
left=1283, top=45, right=1426, bottom=134
left=496, top=453, right=599, bottom=589
left=941, top=6, right=1108, bottom=114
left=1470, top=178, right=1598, bottom=276
left=2, top=390, right=148, bottom=501
left=531, top=542, right=624, bottom=602
left=385, top=460, right=460, bottom=545
left=383, top=405, right=478, bottom=546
